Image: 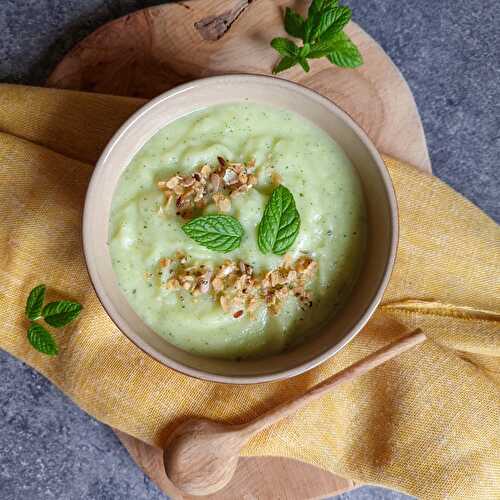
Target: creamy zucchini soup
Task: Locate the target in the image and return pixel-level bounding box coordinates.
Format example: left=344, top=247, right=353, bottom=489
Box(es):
left=109, top=103, right=366, bottom=359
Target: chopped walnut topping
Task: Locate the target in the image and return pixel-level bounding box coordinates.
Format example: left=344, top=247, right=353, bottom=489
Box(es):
left=157, top=157, right=258, bottom=217
left=156, top=253, right=317, bottom=318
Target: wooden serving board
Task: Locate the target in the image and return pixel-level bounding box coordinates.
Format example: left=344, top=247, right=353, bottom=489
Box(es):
left=47, top=1, right=432, bottom=498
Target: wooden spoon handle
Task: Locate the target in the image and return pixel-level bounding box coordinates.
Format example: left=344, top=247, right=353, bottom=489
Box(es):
left=242, top=328, right=426, bottom=437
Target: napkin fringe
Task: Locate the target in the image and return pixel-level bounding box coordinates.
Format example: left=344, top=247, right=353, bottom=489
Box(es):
left=382, top=299, right=500, bottom=323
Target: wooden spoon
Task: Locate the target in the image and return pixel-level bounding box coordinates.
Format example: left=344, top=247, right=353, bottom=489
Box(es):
left=164, top=328, right=426, bottom=496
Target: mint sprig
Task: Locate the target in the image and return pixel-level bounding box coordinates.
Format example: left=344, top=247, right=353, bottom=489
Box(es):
left=24, top=285, right=82, bottom=355
left=258, top=185, right=301, bottom=256
left=182, top=214, right=244, bottom=253
left=271, top=0, right=363, bottom=73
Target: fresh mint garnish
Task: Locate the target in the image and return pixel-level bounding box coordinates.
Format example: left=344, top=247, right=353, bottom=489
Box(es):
left=42, top=301, right=83, bottom=328
left=25, top=284, right=46, bottom=320
left=271, top=0, right=363, bottom=73
left=27, top=322, right=59, bottom=356
left=182, top=214, right=244, bottom=253
left=258, top=185, right=301, bottom=255
left=24, top=284, right=82, bottom=355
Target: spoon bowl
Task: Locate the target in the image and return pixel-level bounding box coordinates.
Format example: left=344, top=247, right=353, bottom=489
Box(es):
left=164, top=419, right=245, bottom=496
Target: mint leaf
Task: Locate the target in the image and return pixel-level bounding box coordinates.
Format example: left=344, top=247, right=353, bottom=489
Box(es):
left=284, top=8, right=305, bottom=39
left=273, top=56, right=299, bottom=74
left=327, top=32, right=363, bottom=68
left=182, top=215, right=244, bottom=253
left=258, top=185, right=301, bottom=256
left=25, top=284, right=46, bottom=320
left=270, top=37, right=299, bottom=57
left=309, top=0, right=339, bottom=17
left=304, top=0, right=341, bottom=43
left=314, top=6, right=351, bottom=41
left=42, top=300, right=82, bottom=327
left=27, top=322, right=58, bottom=356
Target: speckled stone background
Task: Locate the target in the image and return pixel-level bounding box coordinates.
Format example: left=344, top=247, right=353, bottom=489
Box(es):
left=0, top=1, right=498, bottom=499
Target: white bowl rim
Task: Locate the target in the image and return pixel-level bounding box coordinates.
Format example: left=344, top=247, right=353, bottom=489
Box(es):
left=83, top=74, right=398, bottom=384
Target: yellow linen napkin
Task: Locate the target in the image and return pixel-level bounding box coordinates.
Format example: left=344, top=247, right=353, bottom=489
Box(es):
left=0, top=84, right=499, bottom=499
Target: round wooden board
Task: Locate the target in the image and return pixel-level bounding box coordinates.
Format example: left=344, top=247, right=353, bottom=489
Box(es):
left=47, top=1, right=432, bottom=498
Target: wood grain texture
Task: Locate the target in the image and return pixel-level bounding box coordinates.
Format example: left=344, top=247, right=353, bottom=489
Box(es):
left=47, top=1, right=432, bottom=498
left=47, top=0, right=432, bottom=172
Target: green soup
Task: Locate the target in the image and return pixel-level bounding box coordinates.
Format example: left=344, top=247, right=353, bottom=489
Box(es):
left=109, top=103, right=366, bottom=359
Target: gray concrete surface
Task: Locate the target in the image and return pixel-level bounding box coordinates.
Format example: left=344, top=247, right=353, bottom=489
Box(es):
left=0, top=0, right=498, bottom=499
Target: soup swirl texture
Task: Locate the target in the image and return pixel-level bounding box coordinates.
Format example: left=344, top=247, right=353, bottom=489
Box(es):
left=109, top=103, right=366, bottom=359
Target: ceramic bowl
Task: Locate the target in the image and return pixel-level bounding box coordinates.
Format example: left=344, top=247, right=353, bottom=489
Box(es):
left=83, top=74, right=398, bottom=383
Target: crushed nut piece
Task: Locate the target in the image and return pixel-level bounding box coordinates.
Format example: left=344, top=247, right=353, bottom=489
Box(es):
left=223, top=168, right=239, bottom=185
left=248, top=174, right=258, bottom=186
left=200, top=164, right=212, bottom=178
left=210, top=173, right=221, bottom=192
left=213, top=192, right=231, bottom=212
left=212, top=277, right=224, bottom=292
left=220, top=295, right=230, bottom=312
